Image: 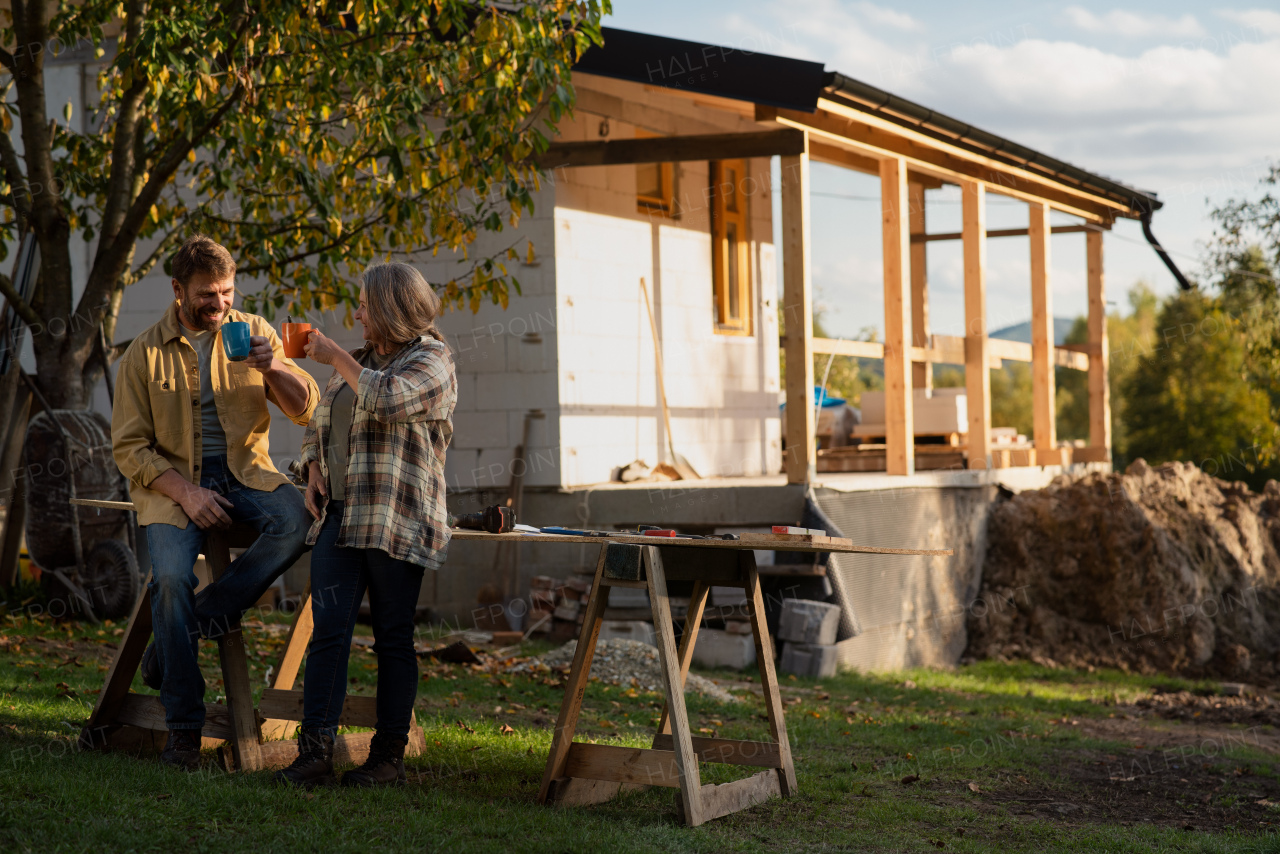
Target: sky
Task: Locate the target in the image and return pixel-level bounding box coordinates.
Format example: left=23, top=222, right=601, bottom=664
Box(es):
left=606, top=1, right=1280, bottom=339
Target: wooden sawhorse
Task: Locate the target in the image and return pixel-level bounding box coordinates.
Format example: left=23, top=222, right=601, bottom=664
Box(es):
left=537, top=542, right=796, bottom=827
left=74, top=506, right=425, bottom=770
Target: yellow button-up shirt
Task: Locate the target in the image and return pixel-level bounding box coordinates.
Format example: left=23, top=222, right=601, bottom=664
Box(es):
left=111, top=303, right=319, bottom=528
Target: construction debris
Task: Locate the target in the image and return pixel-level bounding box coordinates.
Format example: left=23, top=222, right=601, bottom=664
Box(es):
left=967, top=460, right=1280, bottom=680
left=509, top=638, right=741, bottom=703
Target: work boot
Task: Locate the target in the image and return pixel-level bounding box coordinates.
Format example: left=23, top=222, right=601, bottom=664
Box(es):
left=140, top=642, right=162, bottom=690
left=274, top=729, right=336, bottom=789
left=341, top=732, right=407, bottom=788
left=160, top=729, right=201, bottom=771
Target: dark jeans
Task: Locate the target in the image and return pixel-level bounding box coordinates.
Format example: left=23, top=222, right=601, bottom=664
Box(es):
left=302, top=501, right=425, bottom=740
left=145, top=455, right=309, bottom=730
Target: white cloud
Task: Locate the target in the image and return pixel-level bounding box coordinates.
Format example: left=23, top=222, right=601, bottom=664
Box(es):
left=1217, top=8, right=1280, bottom=38
left=1061, top=6, right=1206, bottom=39
left=854, top=2, right=920, bottom=32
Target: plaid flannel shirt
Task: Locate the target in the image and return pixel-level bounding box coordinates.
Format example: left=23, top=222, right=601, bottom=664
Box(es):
left=300, top=336, right=456, bottom=570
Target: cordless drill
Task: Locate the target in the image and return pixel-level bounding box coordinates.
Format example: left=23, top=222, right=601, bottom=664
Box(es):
left=451, top=504, right=516, bottom=534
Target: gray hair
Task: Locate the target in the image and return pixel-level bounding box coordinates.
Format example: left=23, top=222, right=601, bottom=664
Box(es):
left=359, top=262, right=446, bottom=348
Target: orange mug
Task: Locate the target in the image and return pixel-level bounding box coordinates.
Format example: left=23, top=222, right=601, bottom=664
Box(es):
left=282, top=322, right=312, bottom=358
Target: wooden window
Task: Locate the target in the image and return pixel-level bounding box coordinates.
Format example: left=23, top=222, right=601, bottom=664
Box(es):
left=636, top=129, right=675, bottom=216
left=710, top=159, right=752, bottom=335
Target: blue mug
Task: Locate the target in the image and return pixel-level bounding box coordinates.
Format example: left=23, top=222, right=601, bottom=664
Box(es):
left=221, top=321, right=252, bottom=361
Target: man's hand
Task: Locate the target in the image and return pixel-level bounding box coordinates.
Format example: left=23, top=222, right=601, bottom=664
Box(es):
left=177, top=483, right=235, bottom=530
left=305, top=461, right=328, bottom=519
left=244, top=335, right=277, bottom=374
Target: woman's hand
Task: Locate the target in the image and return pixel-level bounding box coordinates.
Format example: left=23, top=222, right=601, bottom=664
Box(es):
left=305, top=460, right=328, bottom=519
left=304, top=329, right=345, bottom=366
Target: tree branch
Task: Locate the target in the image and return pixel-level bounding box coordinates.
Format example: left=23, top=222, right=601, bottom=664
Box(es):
left=95, top=0, right=148, bottom=261
left=0, top=271, right=40, bottom=327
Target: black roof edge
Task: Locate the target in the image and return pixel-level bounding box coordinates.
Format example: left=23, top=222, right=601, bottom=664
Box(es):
left=824, top=72, right=1161, bottom=216
left=574, top=27, right=825, bottom=114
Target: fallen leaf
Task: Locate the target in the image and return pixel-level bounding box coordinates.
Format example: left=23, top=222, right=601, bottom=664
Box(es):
left=455, top=720, right=475, bottom=734
left=900, top=774, right=920, bottom=785
left=154, top=794, right=171, bottom=801
left=499, top=724, right=515, bottom=736
left=968, top=782, right=981, bottom=793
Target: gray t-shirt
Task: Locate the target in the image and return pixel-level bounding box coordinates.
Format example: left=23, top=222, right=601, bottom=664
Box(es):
left=181, top=327, right=228, bottom=457
left=327, top=348, right=392, bottom=500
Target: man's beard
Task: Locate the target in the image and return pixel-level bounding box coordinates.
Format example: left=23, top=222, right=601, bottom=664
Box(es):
left=180, top=296, right=226, bottom=331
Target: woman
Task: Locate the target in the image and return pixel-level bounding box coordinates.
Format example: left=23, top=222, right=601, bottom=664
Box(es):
left=276, top=262, right=456, bottom=789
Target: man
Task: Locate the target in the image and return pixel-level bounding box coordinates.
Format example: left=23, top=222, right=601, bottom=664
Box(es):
left=112, top=235, right=318, bottom=770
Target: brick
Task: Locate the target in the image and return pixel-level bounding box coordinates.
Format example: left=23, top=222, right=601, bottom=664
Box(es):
left=530, top=575, right=556, bottom=589
left=778, top=599, right=840, bottom=646
left=724, top=619, right=752, bottom=635
left=598, top=620, right=655, bottom=646
left=692, top=629, right=756, bottom=670
left=779, top=642, right=839, bottom=678
left=553, top=600, right=580, bottom=621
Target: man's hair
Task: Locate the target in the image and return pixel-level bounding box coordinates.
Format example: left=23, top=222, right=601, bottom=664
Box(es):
left=171, top=234, right=236, bottom=287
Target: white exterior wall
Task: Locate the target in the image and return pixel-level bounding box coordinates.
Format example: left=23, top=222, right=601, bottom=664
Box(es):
left=551, top=88, right=782, bottom=486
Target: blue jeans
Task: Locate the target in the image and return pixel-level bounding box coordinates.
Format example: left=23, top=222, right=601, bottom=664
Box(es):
left=302, top=501, right=425, bottom=740
left=145, top=456, right=309, bottom=730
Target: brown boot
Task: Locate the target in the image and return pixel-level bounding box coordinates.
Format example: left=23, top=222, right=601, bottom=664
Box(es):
left=160, top=729, right=201, bottom=771
left=274, top=729, right=336, bottom=789
left=341, top=732, right=407, bottom=787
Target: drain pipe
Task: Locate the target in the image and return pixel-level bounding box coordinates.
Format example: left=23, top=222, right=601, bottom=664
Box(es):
left=1139, top=210, right=1192, bottom=291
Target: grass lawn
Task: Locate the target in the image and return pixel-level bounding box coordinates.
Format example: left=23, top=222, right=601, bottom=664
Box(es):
left=2, top=607, right=1279, bottom=853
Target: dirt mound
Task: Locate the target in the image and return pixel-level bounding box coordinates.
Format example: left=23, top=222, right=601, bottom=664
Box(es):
left=966, top=460, right=1280, bottom=680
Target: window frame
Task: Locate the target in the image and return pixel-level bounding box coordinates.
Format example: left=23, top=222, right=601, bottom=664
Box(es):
left=710, top=158, right=753, bottom=336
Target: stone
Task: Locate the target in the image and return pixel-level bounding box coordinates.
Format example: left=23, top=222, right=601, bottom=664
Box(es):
left=777, top=598, right=840, bottom=646
left=779, top=642, right=839, bottom=678
left=692, top=628, right=757, bottom=670
left=598, top=620, right=655, bottom=646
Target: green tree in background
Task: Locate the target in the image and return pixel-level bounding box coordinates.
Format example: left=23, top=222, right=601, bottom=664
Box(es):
left=1122, top=286, right=1277, bottom=488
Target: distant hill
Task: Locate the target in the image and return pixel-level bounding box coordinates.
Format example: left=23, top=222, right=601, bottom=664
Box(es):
left=990, top=318, right=1079, bottom=346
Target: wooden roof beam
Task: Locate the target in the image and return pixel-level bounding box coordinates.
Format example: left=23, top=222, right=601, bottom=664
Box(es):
left=533, top=129, right=807, bottom=169
left=762, top=104, right=1121, bottom=224
left=911, top=224, right=1101, bottom=243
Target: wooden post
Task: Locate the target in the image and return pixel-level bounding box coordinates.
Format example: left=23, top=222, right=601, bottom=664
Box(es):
left=909, top=181, right=931, bottom=390
left=781, top=136, right=815, bottom=484
left=205, top=530, right=264, bottom=772
left=1087, top=230, right=1111, bottom=457
left=1029, top=202, right=1056, bottom=462
left=881, top=156, right=914, bottom=476
left=962, top=179, right=991, bottom=469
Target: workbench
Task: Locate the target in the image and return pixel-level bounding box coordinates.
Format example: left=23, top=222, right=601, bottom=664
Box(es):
left=451, top=529, right=950, bottom=826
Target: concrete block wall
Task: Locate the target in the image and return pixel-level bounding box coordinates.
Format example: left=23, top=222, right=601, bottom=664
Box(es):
left=550, top=97, right=782, bottom=487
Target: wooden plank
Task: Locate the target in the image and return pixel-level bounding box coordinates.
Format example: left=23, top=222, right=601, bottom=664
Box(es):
left=533, top=129, right=807, bottom=169
left=258, top=688, right=379, bottom=728
left=546, top=776, right=647, bottom=807
left=806, top=336, right=884, bottom=359
left=111, top=693, right=235, bottom=741
left=658, top=545, right=747, bottom=583
left=1087, top=229, right=1111, bottom=453
left=206, top=531, right=263, bottom=772
left=911, top=224, right=1095, bottom=243
left=538, top=545, right=611, bottom=803
left=909, top=181, right=931, bottom=390
left=564, top=742, right=684, bottom=788
left=260, top=585, right=313, bottom=741
left=81, top=584, right=152, bottom=748
left=449, top=531, right=955, bottom=558
left=1074, top=445, right=1110, bottom=463
left=781, top=139, right=815, bottom=485
left=675, top=769, right=781, bottom=825
left=645, top=546, right=704, bottom=824
left=962, top=178, right=991, bottom=470
left=655, top=581, right=709, bottom=737
left=880, top=156, right=914, bottom=476
left=777, top=101, right=1121, bottom=224
left=652, top=735, right=782, bottom=768
left=1029, top=202, right=1056, bottom=456
left=745, top=554, right=796, bottom=796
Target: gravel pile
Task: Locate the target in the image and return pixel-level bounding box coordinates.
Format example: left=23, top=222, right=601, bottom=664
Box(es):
left=510, top=638, right=740, bottom=704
